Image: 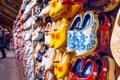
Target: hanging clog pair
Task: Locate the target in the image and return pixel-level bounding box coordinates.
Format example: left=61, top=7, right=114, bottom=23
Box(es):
left=69, top=55, right=114, bottom=80
left=66, top=11, right=99, bottom=56
left=49, top=18, right=71, bottom=49
left=73, top=56, right=98, bottom=80
left=54, top=50, right=75, bottom=79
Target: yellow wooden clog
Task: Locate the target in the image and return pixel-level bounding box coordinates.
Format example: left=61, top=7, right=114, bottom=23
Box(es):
left=54, top=18, right=71, bottom=49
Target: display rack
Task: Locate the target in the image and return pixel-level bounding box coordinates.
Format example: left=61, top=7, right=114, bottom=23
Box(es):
left=12, top=0, right=120, bottom=80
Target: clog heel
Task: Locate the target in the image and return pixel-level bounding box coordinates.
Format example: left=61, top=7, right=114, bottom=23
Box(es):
left=56, top=50, right=75, bottom=79
left=110, top=9, right=120, bottom=67
left=75, top=11, right=99, bottom=56
left=54, top=18, right=71, bottom=49
left=104, top=56, right=116, bottom=80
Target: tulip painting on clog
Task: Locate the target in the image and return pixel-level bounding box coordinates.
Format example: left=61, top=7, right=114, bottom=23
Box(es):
left=56, top=51, right=75, bottom=79
left=66, top=14, right=82, bottom=52
left=75, top=11, right=99, bottom=56
left=49, top=30, right=55, bottom=47
left=49, top=0, right=57, bottom=17
left=54, top=18, right=71, bottom=49
left=53, top=49, right=63, bottom=76
left=45, top=22, right=52, bottom=45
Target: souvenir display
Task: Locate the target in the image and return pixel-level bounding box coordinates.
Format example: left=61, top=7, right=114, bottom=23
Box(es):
left=12, top=0, right=120, bottom=80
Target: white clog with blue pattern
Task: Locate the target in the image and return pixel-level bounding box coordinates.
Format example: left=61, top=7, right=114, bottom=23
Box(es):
left=75, top=11, right=99, bottom=56
left=66, top=14, right=83, bottom=52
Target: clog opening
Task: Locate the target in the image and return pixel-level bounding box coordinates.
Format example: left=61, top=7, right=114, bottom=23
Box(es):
left=96, top=59, right=102, bottom=75
left=71, top=58, right=82, bottom=74
left=82, top=13, right=91, bottom=30
left=79, top=62, right=92, bottom=78
left=70, top=16, right=81, bottom=30
left=98, top=15, right=104, bottom=27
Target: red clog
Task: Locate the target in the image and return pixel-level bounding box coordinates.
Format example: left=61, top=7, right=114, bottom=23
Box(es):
left=77, top=56, right=98, bottom=80
left=69, top=57, right=84, bottom=80
left=95, top=14, right=110, bottom=52
left=95, top=57, right=109, bottom=80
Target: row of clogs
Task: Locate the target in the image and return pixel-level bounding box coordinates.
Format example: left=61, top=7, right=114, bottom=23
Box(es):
left=48, top=11, right=112, bottom=55
left=36, top=47, right=116, bottom=80
left=21, top=10, right=114, bottom=80
left=69, top=55, right=115, bottom=80
left=12, top=0, right=120, bottom=79
left=16, top=0, right=119, bottom=24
